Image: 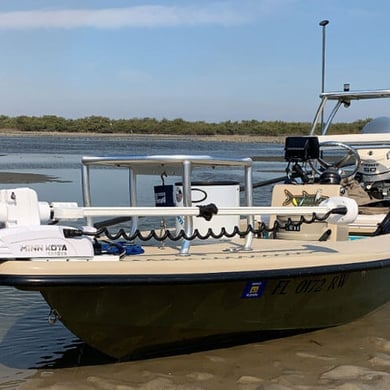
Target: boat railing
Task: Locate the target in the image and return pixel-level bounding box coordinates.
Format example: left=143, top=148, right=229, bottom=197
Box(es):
left=310, top=88, right=390, bottom=136
left=81, top=155, right=254, bottom=255
left=51, top=200, right=356, bottom=252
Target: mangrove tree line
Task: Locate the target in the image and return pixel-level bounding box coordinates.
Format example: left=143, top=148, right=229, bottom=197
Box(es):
left=0, top=115, right=370, bottom=136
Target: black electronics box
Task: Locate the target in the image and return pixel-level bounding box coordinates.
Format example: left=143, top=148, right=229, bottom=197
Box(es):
left=284, top=136, right=320, bottom=162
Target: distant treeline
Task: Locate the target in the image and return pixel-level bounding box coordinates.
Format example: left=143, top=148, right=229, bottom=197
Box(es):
left=0, top=115, right=371, bottom=136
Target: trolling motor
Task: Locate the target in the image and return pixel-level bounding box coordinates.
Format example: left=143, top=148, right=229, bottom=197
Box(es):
left=0, top=187, right=95, bottom=259
left=0, top=186, right=359, bottom=257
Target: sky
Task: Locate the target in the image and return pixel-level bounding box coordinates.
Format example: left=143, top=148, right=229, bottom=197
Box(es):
left=0, top=0, right=389, bottom=123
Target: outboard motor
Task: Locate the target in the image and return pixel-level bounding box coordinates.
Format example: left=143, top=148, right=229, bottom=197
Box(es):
left=357, top=117, right=390, bottom=199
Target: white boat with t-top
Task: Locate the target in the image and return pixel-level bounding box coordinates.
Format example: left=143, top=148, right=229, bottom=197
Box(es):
left=308, top=86, right=390, bottom=234
left=1, top=136, right=390, bottom=359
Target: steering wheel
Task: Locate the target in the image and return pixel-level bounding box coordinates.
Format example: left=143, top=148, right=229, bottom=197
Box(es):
left=309, top=141, right=361, bottom=179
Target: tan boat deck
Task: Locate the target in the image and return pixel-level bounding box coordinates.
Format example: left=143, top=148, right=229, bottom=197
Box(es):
left=2, top=234, right=389, bottom=278
left=123, top=234, right=390, bottom=271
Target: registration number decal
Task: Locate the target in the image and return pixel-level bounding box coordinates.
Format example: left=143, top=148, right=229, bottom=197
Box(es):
left=241, top=281, right=267, bottom=298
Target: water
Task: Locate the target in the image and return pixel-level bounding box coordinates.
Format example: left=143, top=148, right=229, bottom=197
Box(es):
left=1, top=134, right=390, bottom=389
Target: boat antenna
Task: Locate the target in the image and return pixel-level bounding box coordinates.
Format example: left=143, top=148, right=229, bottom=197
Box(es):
left=319, top=19, right=329, bottom=131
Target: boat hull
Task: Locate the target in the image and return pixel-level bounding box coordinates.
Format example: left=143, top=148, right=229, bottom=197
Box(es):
left=34, top=263, right=390, bottom=359
left=4, top=233, right=390, bottom=359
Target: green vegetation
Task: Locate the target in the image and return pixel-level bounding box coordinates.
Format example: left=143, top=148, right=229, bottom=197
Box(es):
left=0, top=115, right=370, bottom=136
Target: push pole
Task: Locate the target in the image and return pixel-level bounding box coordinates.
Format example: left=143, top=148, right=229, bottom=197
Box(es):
left=319, top=19, right=329, bottom=131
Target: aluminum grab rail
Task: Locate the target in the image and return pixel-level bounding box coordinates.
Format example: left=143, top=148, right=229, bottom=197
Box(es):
left=51, top=197, right=357, bottom=226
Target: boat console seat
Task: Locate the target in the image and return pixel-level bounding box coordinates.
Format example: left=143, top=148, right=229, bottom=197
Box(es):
left=270, top=184, right=349, bottom=241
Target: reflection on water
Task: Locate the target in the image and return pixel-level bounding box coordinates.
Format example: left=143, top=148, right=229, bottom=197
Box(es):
left=0, top=287, right=81, bottom=369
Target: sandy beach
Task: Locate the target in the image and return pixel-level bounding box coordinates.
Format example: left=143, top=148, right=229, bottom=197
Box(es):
left=0, top=172, right=67, bottom=184
left=16, top=302, right=390, bottom=389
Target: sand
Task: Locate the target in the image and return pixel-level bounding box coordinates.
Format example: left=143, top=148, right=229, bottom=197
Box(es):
left=16, top=306, right=390, bottom=389
left=0, top=172, right=66, bottom=184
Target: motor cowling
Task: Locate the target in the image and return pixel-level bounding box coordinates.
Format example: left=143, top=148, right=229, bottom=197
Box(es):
left=356, top=117, right=390, bottom=199
left=0, top=225, right=94, bottom=260
left=0, top=188, right=50, bottom=227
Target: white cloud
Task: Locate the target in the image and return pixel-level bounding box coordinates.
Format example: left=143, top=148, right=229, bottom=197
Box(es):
left=0, top=4, right=252, bottom=30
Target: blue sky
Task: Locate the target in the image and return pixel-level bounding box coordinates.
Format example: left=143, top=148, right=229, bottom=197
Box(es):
left=0, top=0, right=388, bottom=123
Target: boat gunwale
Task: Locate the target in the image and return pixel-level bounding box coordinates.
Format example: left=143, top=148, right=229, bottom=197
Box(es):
left=2, top=256, right=390, bottom=287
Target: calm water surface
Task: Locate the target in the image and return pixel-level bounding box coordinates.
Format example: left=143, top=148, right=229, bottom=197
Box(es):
left=1, top=135, right=390, bottom=389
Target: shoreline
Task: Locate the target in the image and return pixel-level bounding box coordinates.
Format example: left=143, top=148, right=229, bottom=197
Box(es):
left=0, top=129, right=285, bottom=144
